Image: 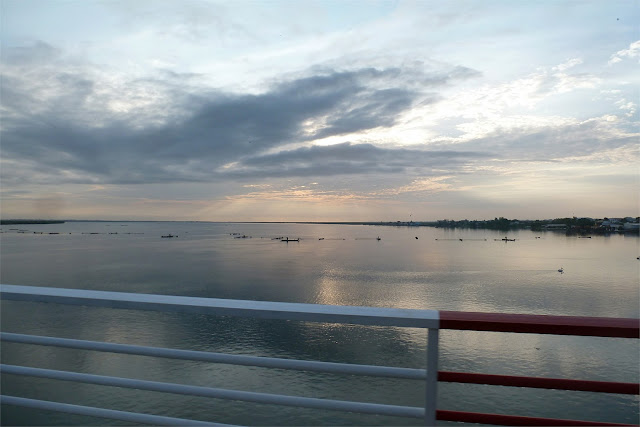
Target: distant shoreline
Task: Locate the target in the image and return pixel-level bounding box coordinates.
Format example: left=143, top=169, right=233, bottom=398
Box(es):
left=1, top=217, right=637, bottom=231
left=0, top=219, right=65, bottom=225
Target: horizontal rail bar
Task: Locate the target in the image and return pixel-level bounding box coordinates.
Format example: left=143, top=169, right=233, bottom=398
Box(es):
left=6, top=333, right=634, bottom=394
left=0, top=395, right=221, bottom=426
left=436, top=409, right=636, bottom=426
left=439, top=371, right=639, bottom=394
left=0, top=364, right=424, bottom=419
left=4, top=285, right=638, bottom=338
left=439, top=311, right=639, bottom=338
left=0, top=333, right=425, bottom=380
left=0, top=285, right=439, bottom=329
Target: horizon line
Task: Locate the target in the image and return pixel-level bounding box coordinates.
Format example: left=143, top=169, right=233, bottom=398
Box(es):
left=3, top=216, right=636, bottom=224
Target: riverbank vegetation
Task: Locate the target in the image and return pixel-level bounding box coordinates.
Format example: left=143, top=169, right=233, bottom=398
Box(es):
left=431, top=217, right=639, bottom=234
left=0, top=219, right=65, bottom=225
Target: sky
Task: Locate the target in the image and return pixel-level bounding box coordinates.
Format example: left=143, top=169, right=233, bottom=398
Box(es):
left=1, top=0, right=638, bottom=222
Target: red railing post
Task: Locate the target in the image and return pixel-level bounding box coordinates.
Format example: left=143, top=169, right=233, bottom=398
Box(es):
left=435, top=311, right=640, bottom=425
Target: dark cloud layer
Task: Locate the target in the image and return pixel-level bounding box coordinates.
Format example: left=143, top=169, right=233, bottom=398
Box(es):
left=233, top=142, right=489, bottom=178
left=1, top=42, right=482, bottom=186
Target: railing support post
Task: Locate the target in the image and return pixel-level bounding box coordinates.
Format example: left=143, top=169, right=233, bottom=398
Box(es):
left=425, top=327, right=439, bottom=426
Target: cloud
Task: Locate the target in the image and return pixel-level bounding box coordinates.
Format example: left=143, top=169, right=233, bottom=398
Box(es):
left=402, top=57, right=605, bottom=146
left=1, top=41, right=480, bottom=186
left=224, top=142, right=490, bottom=179
left=614, top=98, right=637, bottom=117
left=440, top=115, right=638, bottom=163
left=608, top=40, right=640, bottom=65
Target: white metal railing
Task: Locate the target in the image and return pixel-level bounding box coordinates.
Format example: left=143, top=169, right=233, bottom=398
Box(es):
left=0, top=332, right=426, bottom=379
left=0, top=284, right=440, bottom=426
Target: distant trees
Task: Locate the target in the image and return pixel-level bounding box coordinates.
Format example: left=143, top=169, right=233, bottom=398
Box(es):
left=437, top=217, right=513, bottom=230
left=435, top=216, right=597, bottom=231
left=0, top=219, right=65, bottom=225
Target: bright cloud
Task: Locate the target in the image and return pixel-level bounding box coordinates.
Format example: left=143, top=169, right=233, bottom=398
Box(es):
left=608, top=40, right=640, bottom=65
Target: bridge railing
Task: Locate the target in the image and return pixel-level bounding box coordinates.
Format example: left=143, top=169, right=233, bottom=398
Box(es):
left=1, top=284, right=638, bottom=426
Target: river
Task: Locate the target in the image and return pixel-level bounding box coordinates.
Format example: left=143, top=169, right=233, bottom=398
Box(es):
left=1, top=222, right=638, bottom=425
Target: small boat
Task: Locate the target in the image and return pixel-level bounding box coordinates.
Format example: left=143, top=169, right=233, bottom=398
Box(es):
left=376, top=236, right=381, bottom=241
left=558, top=267, right=564, bottom=273
left=281, top=237, right=299, bottom=242
left=318, top=238, right=325, bottom=240
left=161, top=234, right=177, bottom=238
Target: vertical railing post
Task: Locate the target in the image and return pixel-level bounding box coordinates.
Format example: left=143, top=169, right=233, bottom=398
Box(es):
left=425, top=327, right=439, bottom=426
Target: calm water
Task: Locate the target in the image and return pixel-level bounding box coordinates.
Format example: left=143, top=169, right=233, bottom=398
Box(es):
left=1, top=222, right=638, bottom=425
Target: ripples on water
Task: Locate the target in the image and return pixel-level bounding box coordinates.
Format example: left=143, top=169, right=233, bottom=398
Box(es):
left=1, top=222, right=638, bottom=425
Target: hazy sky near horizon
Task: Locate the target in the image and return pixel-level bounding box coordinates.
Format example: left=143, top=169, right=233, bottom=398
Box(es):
left=1, top=0, right=638, bottom=221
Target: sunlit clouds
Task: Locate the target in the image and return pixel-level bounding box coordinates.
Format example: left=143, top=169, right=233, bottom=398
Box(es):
left=1, top=0, right=638, bottom=221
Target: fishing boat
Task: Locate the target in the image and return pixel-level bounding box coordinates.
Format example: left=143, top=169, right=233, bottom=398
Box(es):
left=161, top=234, right=177, bottom=238
left=281, top=238, right=299, bottom=242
